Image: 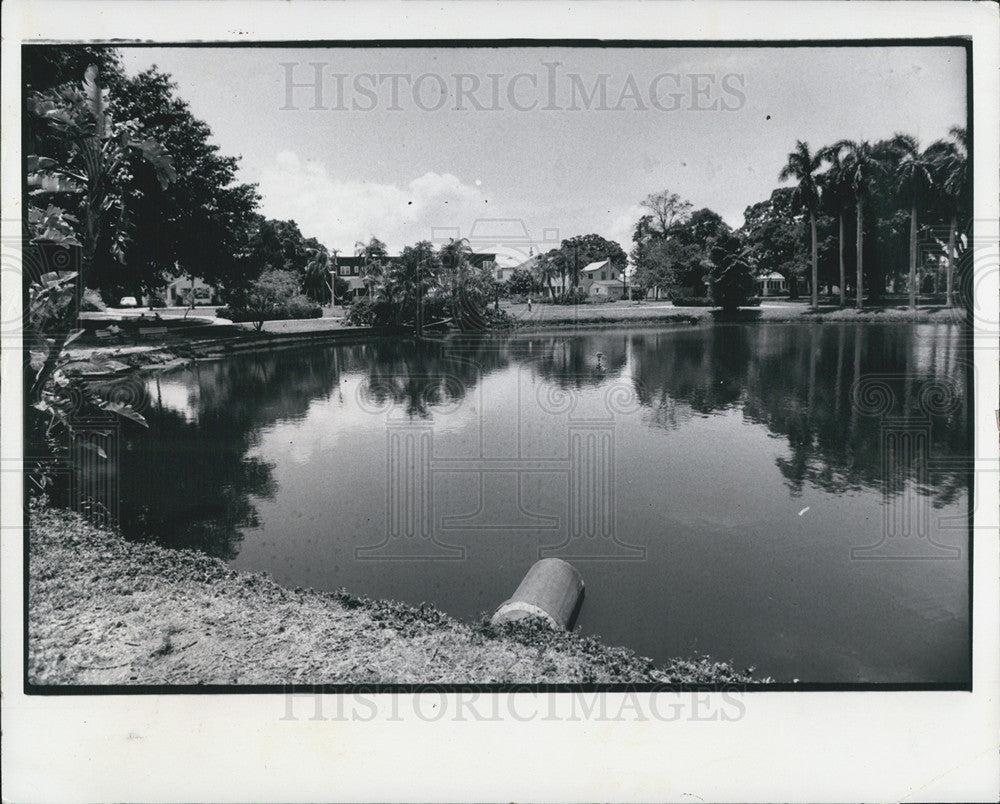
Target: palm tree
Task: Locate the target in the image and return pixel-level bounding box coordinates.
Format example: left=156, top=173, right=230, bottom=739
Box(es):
left=779, top=141, right=823, bottom=307
left=926, top=127, right=968, bottom=307
left=819, top=146, right=853, bottom=306
left=355, top=236, right=388, bottom=299
left=438, top=237, right=474, bottom=320
left=829, top=139, right=884, bottom=310
left=303, top=247, right=332, bottom=305
left=892, top=134, right=936, bottom=310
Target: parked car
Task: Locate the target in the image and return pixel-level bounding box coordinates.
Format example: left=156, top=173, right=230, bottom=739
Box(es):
left=119, top=296, right=139, bottom=308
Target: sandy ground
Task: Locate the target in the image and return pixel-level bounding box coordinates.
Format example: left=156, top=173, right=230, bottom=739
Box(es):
left=28, top=504, right=764, bottom=686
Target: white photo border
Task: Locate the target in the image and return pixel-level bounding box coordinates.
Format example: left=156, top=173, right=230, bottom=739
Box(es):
left=2, top=1, right=998, bottom=801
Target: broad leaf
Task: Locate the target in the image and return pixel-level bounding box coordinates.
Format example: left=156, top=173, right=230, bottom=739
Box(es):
left=132, top=139, right=178, bottom=189
left=99, top=401, right=149, bottom=428
left=63, top=329, right=86, bottom=348
left=78, top=440, right=108, bottom=460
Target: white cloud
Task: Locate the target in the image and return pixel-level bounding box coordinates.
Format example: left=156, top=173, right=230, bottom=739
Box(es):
left=607, top=204, right=645, bottom=259
left=256, top=151, right=489, bottom=253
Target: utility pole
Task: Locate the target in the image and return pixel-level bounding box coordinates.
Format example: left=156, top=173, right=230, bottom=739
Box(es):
left=329, top=248, right=340, bottom=309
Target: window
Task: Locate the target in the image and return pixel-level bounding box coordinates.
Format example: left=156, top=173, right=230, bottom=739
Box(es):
left=600, top=271, right=606, bottom=280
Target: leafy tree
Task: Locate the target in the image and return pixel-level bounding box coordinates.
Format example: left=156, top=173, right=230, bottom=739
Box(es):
left=641, top=190, right=693, bottom=236
left=558, top=233, right=628, bottom=295
left=779, top=141, right=823, bottom=307
left=26, top=50, right=261, bottom=300
left=111, top=67, right=261, bottom=298
left=244, top=217, right=313, bottom=275
left=708, top=232, right=755, bottom=312
left=23, top=46, right=125, bottom=95
left=739, top=188, right=807, bottom=299
left=632, top=206, right=729, bottom=298
left=505, top=268, right=541, bottom=297
left=226, top=269, right=319, bottom=330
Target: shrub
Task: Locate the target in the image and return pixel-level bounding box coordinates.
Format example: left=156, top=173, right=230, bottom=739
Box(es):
left=344, top=297, right=382, bottom=327
left=670, top=295, right=762, bottom=308
left=504, top=269, right=541, bottom=297
left=670, top=295, right=715, bottom=307
left=550, top=287, right=589, bottom=305
left=217, top=270, right=321, bottom=328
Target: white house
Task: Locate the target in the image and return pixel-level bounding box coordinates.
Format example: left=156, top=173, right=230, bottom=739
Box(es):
left=153, top=273, right=220, bottom=306
left=580, top=260, right=624, bottom=298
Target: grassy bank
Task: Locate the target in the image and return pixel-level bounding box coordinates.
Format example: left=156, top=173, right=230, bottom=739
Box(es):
left=505, top=299, right=964, bottom=329
left=28, top=504, right=766, bottom=685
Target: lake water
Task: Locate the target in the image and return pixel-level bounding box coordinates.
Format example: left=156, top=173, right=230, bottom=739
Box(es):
left=117, top=322, right=970, bottom=683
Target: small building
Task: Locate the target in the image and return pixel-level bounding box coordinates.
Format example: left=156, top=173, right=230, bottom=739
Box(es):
left=580, top=260, right=624, bottom=296
left=155, top=273, right=220, bottom=306
left=333, top=255, right=368, bottom=299
left=589, top=279, right=625, bottom=300
left=756, top=271, right=788, bottom=297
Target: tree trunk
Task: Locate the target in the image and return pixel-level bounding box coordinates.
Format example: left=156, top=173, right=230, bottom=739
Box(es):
left=838, top=214, right=846, bottom=306
left=908, top=204, right=918, bottom=310
left=810, top=213, right=819, bottom=308
left=946, top=215, right=956, bottom=308
left=415, top=268, right=423, bottom=338
left=856, top=200, right=864, bottom=310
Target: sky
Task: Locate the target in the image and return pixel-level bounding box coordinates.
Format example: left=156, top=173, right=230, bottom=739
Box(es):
left=118, top=45, right=966, bottom=263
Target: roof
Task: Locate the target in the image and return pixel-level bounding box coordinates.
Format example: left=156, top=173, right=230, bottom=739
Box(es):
left=581, top=259, right=611, bottom=273
left=757, top=271, right=786, bottom=281
left=469, top=253, right=497, bottom=267
left=510, top=255, right=540, bottom=272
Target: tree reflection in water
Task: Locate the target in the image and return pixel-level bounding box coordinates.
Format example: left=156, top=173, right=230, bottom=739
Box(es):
left=627, top=322, right=968, bottom=507
left=114, top=322, right=968, bottom=559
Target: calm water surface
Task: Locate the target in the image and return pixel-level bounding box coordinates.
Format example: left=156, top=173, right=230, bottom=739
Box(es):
left=118, top=323, right=970, bottom=683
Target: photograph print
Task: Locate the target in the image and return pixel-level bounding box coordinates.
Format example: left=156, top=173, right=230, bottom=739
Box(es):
left=21, top=38, right=973, bottom=690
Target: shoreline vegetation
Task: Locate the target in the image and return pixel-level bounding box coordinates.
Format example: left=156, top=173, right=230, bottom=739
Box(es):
left=28, top=504, right=768, bottom=685
left=69, top=300, right=965, bottom=371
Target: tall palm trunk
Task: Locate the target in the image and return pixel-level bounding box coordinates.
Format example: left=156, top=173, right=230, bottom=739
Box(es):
left=810, top=212, right=818, bottom=307
left=855, top=199, right=864, bottom=310
left=838, top=214, right=846, bottom=306
left=908, top=204, right=918, bottom=310
left=415, top=264, right=424, bottom=338
left=946, top=215, right=956, bottom=307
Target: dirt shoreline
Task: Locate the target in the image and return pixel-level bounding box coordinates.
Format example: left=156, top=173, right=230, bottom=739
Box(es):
left=28, top=504, right=767, bottom=685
